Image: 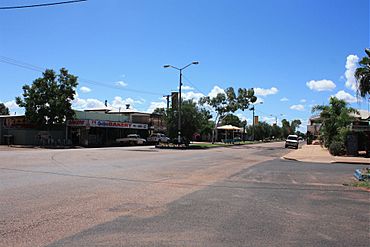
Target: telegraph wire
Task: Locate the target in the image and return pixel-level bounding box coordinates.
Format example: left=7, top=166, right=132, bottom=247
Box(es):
left=0, top=55, right=163, bottom=96
left=0, top=56, right=44, bottom=72
left=181, top=74, right=207, bottom=96
left=0, top=0, right=87, bottom=10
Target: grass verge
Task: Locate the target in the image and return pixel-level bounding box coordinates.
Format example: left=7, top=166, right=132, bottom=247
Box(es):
left=189, top=141, right=257, bottom=149
left=350, top=180, right=370, bottom=189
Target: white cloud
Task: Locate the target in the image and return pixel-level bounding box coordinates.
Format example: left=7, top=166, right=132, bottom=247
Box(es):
left=72, top=94, right=146, bottom=111
left=80, top=86, right=91, bottom=93
left=306, top=79, right=336, bottom=91
left=146, top=101, right=167, bottom=113
left=73, top=98, right=106, bottom=110
left=182, top=91, right=205, bottom=102
left=332, top=90, right=358, bottom=103
left=4, top=100, right=18, bottom=110
left=111, top=96, right=143, bottom=110
left=254, top=87, right=278, bottom=96
left=300, top=99, right=307, bottom=103
left=344, top=54, right=359, bottom=91
left=115, top=81, right=128, bottom=87
left=208, top=86, right=225, bottom=98
left=262, top=116, right=276, bottom=124
left=290, top=104, right=305, bottom=111
left=235, top=113, right=248, bottom=122
left=181, top=85, right=194, bottom=91
left=2, top=100, right=21, bottom=114
left=280, top=97, right=289, bottom=102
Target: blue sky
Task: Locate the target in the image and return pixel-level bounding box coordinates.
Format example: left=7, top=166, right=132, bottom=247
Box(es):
left=0, top=0, right=369, bottom=127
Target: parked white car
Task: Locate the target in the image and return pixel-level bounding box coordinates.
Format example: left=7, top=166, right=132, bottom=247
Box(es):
left=285, top=135, right=299, bottom=149
left=147, top=133, right=170, bottom=144
left=116, top=134, right=146, bottom=145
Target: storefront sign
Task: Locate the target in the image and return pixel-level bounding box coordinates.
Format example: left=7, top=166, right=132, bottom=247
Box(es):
left=66, top=119, right=88, bottom=127
left=67, top=119, right=148, bottom=130
left=130, top=123, right=148, bottom=129
left=3, top=116, right=35, bottom=129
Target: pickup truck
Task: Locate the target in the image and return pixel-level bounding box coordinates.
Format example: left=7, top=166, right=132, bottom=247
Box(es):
left=147, top=133, right=170, bottom=144
left=116, top=134, right=146, bottom=145
left=285, top=134, right=299, bottom=149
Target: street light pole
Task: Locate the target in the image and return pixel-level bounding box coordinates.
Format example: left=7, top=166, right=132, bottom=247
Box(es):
left=252, top=106, right=255, bottom=141
left=178, top=69, right=182, bottom=144
left=163, top=61, right=199, bottom=144
left=250, top=102, right=263, bottom=141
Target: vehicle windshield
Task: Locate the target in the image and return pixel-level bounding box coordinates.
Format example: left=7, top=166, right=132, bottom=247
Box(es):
left=287, top=136, right=298, bottom=140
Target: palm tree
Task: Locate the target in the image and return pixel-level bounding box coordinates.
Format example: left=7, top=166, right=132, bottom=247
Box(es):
left=312, top=97, right=358, bottom=148
left=355, top=48, right=370, bottom=98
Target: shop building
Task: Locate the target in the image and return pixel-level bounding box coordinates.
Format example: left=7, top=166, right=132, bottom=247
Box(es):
left=0, top=108, right=166, bottom=146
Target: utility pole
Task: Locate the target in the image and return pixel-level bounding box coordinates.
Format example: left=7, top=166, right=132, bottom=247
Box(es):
left=178, top=70, right=182, bottom=144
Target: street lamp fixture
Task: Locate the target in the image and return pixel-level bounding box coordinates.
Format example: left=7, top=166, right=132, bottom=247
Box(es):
left=163, top=61, right=199, bottom=144
left=270, top=113, right=284, bottom=125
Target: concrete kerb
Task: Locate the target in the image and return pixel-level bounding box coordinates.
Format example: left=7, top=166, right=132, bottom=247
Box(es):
left=282, top=144, right=370, bottom=165
left=281, top=156, right=298, bottom=162
left=282, top=156, right=370, bottom=165
left=330, top=161, right=370, bottom=165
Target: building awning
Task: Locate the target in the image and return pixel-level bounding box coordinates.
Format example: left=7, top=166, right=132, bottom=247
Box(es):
left=217, top=125, right=242, bottom=131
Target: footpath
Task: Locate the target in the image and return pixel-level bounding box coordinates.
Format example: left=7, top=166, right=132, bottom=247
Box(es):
left=283, top=144, right=370, bottom=164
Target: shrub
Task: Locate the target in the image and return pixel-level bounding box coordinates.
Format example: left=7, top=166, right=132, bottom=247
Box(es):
left=329, top=140, right=345, bottom=156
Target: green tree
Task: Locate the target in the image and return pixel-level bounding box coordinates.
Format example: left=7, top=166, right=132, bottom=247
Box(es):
left=291, top=119, right=302, bottom=134
left=312, top=97, right=357, bottom=148
left=15, top=68, right=78, bottom=128
left=281, top=119, right=291, bottom=138
left=255, top=122, right=272, bottom=140
left=152, top=107, right=166, bottom=115
left=280, top=119, right=302, bottom=138
left=0, top=103, right=10, bottom=115
left=221, top=114, right=242, bottom=127
left=165, top=100, right=212, bottom=141
left=354, top=48, right=370, bottom=98
left=245, top=121, right=274, bottom=141
left=199, top=87, right=257, bottom=142
left=271, top=124, right=282, bottom=139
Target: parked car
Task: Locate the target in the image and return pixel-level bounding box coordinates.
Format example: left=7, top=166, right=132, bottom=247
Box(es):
left=147, top=133, right=170, bottom=144
left=116, top=134, right=146, bottom=145
left=285, top=134, right=299, bottom=149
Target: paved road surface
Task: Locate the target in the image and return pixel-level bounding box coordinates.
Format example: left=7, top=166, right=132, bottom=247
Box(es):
left=0, top=143, right=368, bottom=246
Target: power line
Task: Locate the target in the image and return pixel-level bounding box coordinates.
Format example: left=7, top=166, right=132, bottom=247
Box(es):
left=0, top=56, right=44, bottom=72
left=0, top=55, right=163, bottom=96
left=0, top=0, right=87, bottom=10
left=181, top=74, right=207, bottom=96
